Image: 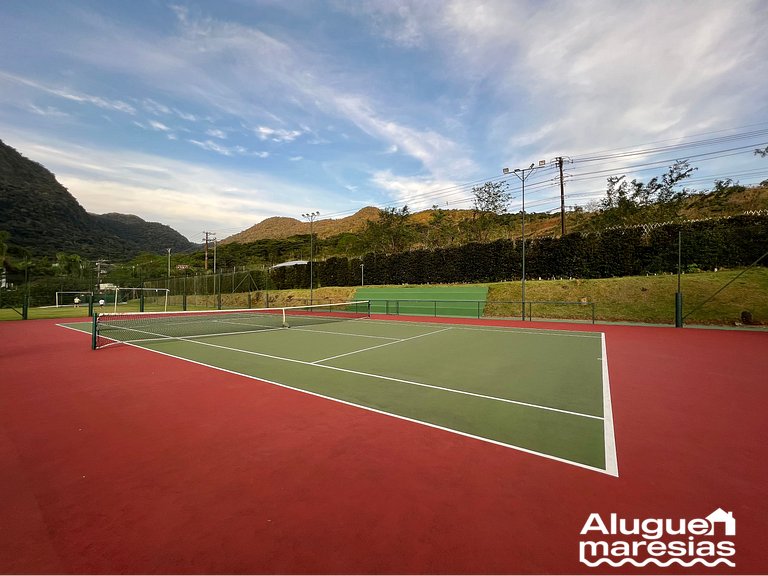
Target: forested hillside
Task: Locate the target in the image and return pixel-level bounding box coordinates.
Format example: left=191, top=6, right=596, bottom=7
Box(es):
left=0, top=139, right=196, bottom=259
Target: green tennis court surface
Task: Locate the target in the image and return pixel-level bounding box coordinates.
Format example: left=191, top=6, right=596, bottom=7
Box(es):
left=63, top=311, right=616, bottom=475
left=354, top=286, right=488, bottom=317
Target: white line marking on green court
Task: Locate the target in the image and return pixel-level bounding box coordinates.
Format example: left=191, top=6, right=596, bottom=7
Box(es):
left=311, top=327, right=453, bottom=364
left=601, top=333, right=619, bottom=477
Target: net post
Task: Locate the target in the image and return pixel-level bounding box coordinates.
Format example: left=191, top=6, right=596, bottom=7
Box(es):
left=675, top=292, right=683, bottom=328
left=140, top=291, right=145, bottom=313
left=91, top=313, right=98, bottom=350
left=281, top=307, right=289, bottom=328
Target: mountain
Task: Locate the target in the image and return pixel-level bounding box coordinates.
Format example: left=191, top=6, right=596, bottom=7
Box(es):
left=222, top=206, right=380, bottom=243
left=0, top=139, right=197, bottom=259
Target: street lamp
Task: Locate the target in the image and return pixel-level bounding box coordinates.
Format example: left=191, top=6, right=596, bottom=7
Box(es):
left=360, top=263, right=364, bottom=286
left=302, top=211, right=320, bottom=303
left=503, top=161, right=545, bottom=321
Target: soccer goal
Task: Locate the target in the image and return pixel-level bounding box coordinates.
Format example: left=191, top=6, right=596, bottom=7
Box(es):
left=55, top=291, right=94, bottom=307
left=112, top=287, right=170, bottom=312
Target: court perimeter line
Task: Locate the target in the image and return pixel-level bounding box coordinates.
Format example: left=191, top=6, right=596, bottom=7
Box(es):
left=120, top=341, right=617, bottom=477
left=601, top=333, right=620, bottom=477
left=172, top=336, right=604, bottom=421
left=311, top=327, right=453, bottom=364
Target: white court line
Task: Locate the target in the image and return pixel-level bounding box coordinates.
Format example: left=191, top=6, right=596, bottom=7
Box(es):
left=312, top=327, right=453, bottom=364
left=167, top=335, right=603, bottom=421
left=601, top=333, right=619, bottom=477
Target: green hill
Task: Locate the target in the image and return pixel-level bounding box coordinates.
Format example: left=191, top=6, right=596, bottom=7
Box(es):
left=0, top=139, right=197, bottom=259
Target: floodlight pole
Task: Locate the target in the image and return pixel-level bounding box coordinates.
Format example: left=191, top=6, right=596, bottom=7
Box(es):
left=503, top=163, right=541, bottom=321
left=302, top=211, right=320, bottom=304
left=361, top=263, right=364, bottom=286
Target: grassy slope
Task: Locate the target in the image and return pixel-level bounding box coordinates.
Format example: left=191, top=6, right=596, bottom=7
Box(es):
left=2, top=269, right=766, bottom=326
left=486, top=267, right=768, bottom=325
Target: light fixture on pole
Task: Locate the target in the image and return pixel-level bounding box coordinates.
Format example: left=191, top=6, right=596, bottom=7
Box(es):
left=360, top=263, right=364, bottom=286
left=503, top=161, right=545, bottom=321
left=302, top=211, right=320, bottom=303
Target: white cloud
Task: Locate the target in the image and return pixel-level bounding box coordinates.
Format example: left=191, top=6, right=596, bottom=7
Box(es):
left=206, top=128, right=227, bottom=139
left=335, top=0, right=427, bottom=48
left=142, top=98, right=172, bottom=115
left=370, top=170, right=468, bottom=210
left=187, top=139, right=262, bottom=157
left=254, top=125, right=303, bottom=142
left=333, top=94, right=476, bottom=177
left=28, top=104, right=69, bottom=118
left=430, top=0, right=768, bottom=158
left=148, top=120, right=171, bottom=132
left=0, top=71, right=136, bottom=114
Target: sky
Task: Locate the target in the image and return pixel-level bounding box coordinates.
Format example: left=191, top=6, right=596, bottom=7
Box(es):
left=1, top=0, right=767, bottom=243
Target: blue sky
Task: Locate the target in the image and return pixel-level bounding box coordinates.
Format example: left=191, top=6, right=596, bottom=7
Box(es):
left=1, top=0, right=767, bottom=242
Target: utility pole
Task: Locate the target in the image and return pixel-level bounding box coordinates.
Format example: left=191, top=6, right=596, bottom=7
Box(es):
left=555, top=156, right=572, bottom=236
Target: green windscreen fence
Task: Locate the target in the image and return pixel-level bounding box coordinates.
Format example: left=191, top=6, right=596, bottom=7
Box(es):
left=354, top=286, right=488, bottom=318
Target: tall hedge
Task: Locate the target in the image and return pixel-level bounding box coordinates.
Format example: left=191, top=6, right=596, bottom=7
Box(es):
left=299, top=215, right=766, bottom=288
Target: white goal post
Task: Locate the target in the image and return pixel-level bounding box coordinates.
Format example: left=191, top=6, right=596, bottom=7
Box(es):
left=113, top=287, right=170, bottom=312
left=55, top=291, right=94, bottom=307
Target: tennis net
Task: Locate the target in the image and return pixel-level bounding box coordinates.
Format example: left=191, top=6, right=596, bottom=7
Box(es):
left=92, top=301, right=371, bottom=349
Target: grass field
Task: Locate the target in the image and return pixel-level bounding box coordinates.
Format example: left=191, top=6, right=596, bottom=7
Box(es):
left=1, top=267, right=766, bottom=325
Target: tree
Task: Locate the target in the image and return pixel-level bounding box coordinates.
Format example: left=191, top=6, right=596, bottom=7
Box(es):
left=362, top=206, right=415, bottom=254
left=472, top=181, right=511, bottom=214
left=56, top=252, right=83, bottom=277
left=467, top=181, right=511, bottom=242
left=423, top=205, right=459, bottom=249
left=597, top=160, right=696, bottom=227
left=0, top=230, right=9, bottom=266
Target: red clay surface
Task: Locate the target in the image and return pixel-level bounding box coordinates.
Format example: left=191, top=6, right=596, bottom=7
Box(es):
left=1, top=317, right=766, bottom=574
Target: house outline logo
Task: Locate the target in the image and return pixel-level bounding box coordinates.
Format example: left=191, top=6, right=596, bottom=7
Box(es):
left=706, top=508, right=735, bottom=536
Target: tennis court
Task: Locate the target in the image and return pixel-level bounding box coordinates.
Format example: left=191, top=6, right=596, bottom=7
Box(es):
left=63, top=301, right=616, bottom=475
left=3, top=311, right=767, bottom=574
